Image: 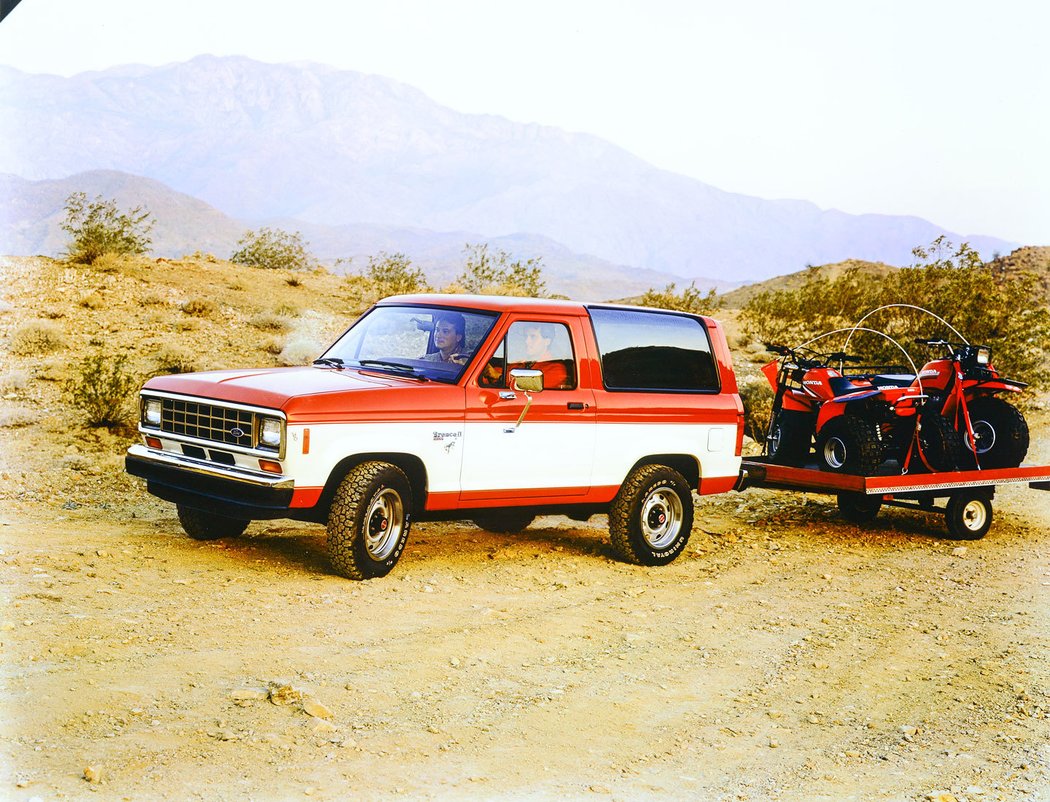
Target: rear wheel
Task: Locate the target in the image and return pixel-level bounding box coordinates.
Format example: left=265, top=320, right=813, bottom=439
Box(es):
left=768, top=410, right=813, bottom=465
left=327, top=462, right=412, bottom=579
left=472, top=512, right=536, bottom=533
left=177, top=504, right=249, bottom=540
left=609, top=464, right=693, bottom=566
left=944, top=493, right=992, bottom=540
left=965, top=397, right=1029, bottom=469
left=815, top=416, right=882, bottom=475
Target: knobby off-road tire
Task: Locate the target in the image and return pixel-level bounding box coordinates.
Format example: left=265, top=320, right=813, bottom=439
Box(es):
left=836, top=492, right=882, bottom=524
left=472, top=512, right=536, bottom=533
left=944, top=492, right=992, bottom=540
left=768, top=410, right=813, bottom=466
left=966, top=397, right=1029, bottom=469
left=177, top=504, right=249, bottom=540
left=917, top=411, right=967, bottom=471
left=327, top=461, right=412, bottom=580
left=815, top=416, right=882, bottom=475
left=609, top=464, right=693, bottom=566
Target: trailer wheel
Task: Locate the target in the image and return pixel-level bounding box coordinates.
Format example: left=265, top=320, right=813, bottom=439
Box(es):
left=815, top=416, right=882, bottom=475
left=177, top=504, right=249, bottom=540
left=327, top=462, right=412, bottom=579
left=944, top=493, right=992, bottom=540
left=836, top=492, right=882, bottom=524
left=609, top=464, right=693, bottom=566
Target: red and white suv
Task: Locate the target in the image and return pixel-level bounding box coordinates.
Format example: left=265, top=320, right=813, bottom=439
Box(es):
left=126, top=295, right=744, bottom=578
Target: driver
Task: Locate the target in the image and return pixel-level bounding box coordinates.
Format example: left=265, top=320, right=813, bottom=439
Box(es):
left=422, top=312, right=467, bottom=363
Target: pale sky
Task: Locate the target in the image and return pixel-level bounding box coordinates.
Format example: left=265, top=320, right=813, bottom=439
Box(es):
left=1, top=0, right=1047, bottom=245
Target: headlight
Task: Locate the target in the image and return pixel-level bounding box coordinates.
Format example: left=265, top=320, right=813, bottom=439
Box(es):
left=259, top=417, right=283, bottom=449
left=143, top=398, right=162, bottom=427
left=976, top=346, right=991, bottom=366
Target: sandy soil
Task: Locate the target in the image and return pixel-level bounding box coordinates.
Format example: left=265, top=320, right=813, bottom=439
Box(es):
left=1, top=255, right=1048, bottom=800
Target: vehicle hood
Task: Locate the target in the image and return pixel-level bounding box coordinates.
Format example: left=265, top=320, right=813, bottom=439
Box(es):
left=143, top=366, right=445, bottom=419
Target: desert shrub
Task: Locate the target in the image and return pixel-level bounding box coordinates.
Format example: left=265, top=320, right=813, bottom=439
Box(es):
left=9, top=320, right=65, bottom=355
left=181, top=297, right=217, bottom=317
left=80, top=291, right=105, bottom=309
left=738, top=378, right=774, bottom=446
left=231, top=227, right=317, bottom=271
left=741, top=237, right=1050, bottom=391
left=366, top=252, right=431, bottom=296
left=249, top=311, right=291, bottom=332
left=0, top=369, right=30, bottom=395
left=262, top=337, right=285, bottom=356
left=153, top=344, right=202, bottom=375
left=278, top=336, right=322, bottom=366
left=142, top=292, right=167, bottom=306
left=637, top=282, right=723, bottom=316
left=452, top=243, right=546, bottom=297
left=61, top=192, right=154, bottom=266
left=65, top=353, right=138, bottom=428
left=284, top=273, right=305, bottom=287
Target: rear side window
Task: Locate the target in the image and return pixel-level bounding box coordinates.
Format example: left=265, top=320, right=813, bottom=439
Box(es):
left=589, top=308, right=719, bottom=392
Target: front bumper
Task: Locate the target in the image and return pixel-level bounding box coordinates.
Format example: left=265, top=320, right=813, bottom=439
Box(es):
left=126, top=444, right=295, bottom=519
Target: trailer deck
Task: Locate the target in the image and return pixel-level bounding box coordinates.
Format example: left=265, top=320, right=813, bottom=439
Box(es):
left=737, top=459, right=1050, bottom=539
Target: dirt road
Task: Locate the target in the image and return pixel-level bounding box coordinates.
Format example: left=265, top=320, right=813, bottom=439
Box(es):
left=2, top=467, right=1048, bottom=801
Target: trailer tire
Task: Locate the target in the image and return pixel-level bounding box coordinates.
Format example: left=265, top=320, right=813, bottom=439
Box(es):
left=768, top=410, right=812, bottom=465
left=944, top=493, right=992, bottom=540
left=816, top=416, right=882, bottom=475
left=177, top=504, right=249, bottom=540
left=836, top=492, right=882, bottom=524
left=327, top=462, right=412, bottom=580
left=966, top=397, right=1029, bottom=469
left=609, top=464, right=693, bottom=566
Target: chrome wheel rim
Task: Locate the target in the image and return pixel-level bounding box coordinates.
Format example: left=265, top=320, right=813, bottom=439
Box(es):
left=640, top=488, right=683, bottom=549
left=365, top=489, right=404, bottom=560
left=823, top=437, right=847, bottom=469
left=769, top=424, right=783, bottom=456
left=971, top=420, right=995, bottom=455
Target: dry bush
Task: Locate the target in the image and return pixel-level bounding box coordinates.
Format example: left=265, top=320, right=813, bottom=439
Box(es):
left=278, top=336, right=322, bottom=366
left=285, top=273, right=304, bottom=288
left=142, top=292, right=167, bottom=306
left=262, top=337, right=285, bottom=356
left=738, top=378, right=774, bottom=445
left=0, top=408, right=39, bottom=428
left=0, top=369, right=31, bottom=395
left=153, top=344, right=203, bottom=375
left=80, top=291, right=105, bottom=309
left=250, top=311, right=291, bottom=332
left=64, top=352, right=138, bottom=428
left=9, top=320, right=65, bottom=355
left=181, top=298, right=217, bottom=317
left=92, top=252, right=126, bottom=273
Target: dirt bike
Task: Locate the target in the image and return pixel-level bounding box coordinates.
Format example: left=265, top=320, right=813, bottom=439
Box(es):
left=903, top=339, right=1030, bottom=469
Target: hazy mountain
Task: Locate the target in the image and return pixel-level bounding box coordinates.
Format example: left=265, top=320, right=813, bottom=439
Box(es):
left=0, top=169, right=725, bottom=301
left=0, top=56, right=1016, bottom=280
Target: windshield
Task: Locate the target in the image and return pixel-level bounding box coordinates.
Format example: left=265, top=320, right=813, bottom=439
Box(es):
left=319, top=304, right=500, bottom=383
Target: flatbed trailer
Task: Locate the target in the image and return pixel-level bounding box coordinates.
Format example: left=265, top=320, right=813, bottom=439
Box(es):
left=737, top=459, right=1050, bottom=540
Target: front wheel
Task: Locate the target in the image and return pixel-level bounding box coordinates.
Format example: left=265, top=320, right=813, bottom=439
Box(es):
left=917, top=411, right=966, bottom=471
left=944, top=493, right=992, bottom=540
left=609, top=465, right=693, bottom=566
left=327, top=462, right=412, bottom=579
left=965, top=397, right=1029, bottom=469
left=177, top=504, right=249, bottom=540
left=815, top=416, right=882, bottom=475
left=768, top=410, right=813, bottom=465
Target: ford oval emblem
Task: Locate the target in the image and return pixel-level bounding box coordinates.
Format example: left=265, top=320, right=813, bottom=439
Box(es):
left=230, top=427, right=246, bottom=438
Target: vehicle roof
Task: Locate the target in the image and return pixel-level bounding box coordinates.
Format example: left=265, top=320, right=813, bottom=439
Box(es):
left=376, top=293, right=712, bottom=320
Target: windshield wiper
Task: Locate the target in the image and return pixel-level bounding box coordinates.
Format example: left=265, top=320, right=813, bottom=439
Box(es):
left=358, top=359, right=430, bottom=381
left=312, top=357, right=345, bottom=368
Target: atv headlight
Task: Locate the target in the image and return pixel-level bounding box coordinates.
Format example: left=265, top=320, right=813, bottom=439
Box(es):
left=143, top=398, right=162, bottom=428
left=976, top=346, right=991, bottom=366
left=258, top=417, right=283, bottom=449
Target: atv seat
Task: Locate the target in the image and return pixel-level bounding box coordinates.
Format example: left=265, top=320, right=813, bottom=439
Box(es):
left=828, top=376, right=874, bottom=397
left=872, top=374, right=915, bottom=388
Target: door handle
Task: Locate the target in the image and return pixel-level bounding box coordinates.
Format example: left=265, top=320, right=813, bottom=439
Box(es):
left=567, top=402, right=588, bottom=410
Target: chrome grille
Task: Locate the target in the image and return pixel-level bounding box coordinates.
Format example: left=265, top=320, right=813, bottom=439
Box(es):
left=160, top=398, right=254, bottom=448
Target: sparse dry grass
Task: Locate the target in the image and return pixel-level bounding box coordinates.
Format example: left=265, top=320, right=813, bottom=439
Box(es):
left=8, top=320, right=65, bottom=356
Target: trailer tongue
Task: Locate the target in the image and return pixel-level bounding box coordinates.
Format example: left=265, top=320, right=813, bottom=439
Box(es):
left=737, top=460, right=1050, bottom=540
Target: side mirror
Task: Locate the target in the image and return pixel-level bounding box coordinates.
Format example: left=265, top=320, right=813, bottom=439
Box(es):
left=510, top=368, right=544, bottom=393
